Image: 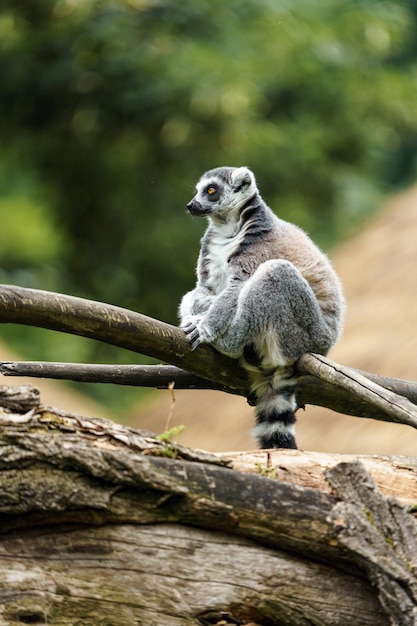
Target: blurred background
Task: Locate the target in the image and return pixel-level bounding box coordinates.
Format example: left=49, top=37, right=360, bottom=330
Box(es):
left=0, top=0, right=416, bottom=453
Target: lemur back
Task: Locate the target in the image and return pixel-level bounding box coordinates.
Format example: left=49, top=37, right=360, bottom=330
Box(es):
left=180, top=166, right=344, bottom=449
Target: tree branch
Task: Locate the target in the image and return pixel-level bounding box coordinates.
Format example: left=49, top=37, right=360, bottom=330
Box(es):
left=1, top=284, right=417, bottom=431
left=0, top=284, right=248, bottom=394
left=297, top=354, right=417, bottom=428
left=0, top=362, right=234, bottom=393
left=2, top=358, right=417, bottom=419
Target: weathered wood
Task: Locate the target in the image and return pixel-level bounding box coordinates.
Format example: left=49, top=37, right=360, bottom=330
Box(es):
left=0, top=383, right=40, bottom=412
left=226, top=449, right=417, bottom=507
left=0, top=282, right=416, bottom=625
left=0, top=409, right=338, bottom=561
left=0, top=385, right=416, bottom=624
left=0, top=523, right=386, bottom=626
left=326, top=462, right=417, bottom=626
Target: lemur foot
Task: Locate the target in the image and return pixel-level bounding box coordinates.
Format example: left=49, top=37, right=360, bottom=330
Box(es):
left=243, top=342, right=263, bottom=367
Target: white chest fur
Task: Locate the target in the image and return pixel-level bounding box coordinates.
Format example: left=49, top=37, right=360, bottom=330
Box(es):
left=205, top=228, right=244, bottom=293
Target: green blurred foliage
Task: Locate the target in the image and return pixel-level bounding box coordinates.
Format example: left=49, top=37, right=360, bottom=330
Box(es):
left=0, top=0, right=416, bottom=408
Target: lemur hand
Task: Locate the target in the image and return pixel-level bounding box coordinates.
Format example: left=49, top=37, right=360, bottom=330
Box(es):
left=181, top=320, right=212, bottom=350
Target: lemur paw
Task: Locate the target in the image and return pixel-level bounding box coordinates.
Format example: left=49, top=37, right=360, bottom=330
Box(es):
left=182, top=320, right=212, bottom=350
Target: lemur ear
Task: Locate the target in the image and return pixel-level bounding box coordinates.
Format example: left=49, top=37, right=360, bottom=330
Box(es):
left=231, top=167, right=253, bottom=192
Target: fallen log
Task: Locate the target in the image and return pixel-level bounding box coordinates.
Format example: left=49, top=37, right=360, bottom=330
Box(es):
left=0, top=384, right=415, bottom=625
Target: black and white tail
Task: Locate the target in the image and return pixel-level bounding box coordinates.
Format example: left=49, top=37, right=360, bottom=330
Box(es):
left=243, top=344, right=298, bottom=449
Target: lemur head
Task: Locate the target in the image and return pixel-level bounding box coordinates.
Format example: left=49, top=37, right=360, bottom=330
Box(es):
left=187, top=166, right=258, bottom=223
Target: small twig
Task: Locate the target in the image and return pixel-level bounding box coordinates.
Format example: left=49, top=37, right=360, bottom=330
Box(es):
left=164, top=381, right=177, bottom=433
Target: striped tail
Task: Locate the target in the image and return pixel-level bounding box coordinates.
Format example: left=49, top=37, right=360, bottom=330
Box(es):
left=251, top=376, right=297, bottom=449
left=243, top=344, right=298, bottom=449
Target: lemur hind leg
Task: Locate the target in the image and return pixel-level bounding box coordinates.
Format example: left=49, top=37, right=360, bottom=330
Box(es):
left=214, top=258, right=332, bottom=361
left=215, top=259, right=332, bottom=449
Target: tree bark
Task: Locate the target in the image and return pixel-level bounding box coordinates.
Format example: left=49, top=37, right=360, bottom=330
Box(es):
left=0, top=385, right=415, bottom=625
left=326, top=462, right=417, bottom=625
left=0, top=523, right=386, bottom=626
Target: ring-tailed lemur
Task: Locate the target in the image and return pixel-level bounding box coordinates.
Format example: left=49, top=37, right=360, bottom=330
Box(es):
left=179, top=166, right=344, bottom=449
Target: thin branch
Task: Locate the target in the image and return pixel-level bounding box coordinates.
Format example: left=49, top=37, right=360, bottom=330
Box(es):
left=2, top=360, right=417, bottom=418
left=0, top=362, right=234, bottom=393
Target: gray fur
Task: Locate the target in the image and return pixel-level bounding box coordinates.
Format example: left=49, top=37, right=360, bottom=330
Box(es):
left=180, top=166, right=344, bottom=449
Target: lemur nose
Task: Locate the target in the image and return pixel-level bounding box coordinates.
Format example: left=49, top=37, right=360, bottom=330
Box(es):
left=187, top=199, right=201, bottom=214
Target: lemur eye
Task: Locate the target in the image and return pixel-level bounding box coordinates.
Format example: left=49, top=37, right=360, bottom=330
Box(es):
left=207, top=185, right=217, bottom=195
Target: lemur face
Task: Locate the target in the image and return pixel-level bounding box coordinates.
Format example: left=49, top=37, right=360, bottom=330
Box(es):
left=187, top=166, right=257, bottom=221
